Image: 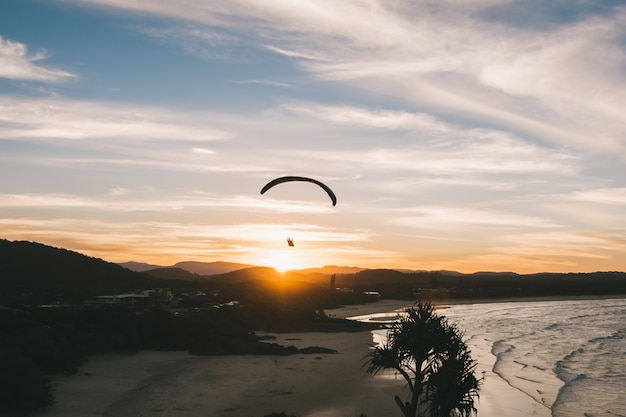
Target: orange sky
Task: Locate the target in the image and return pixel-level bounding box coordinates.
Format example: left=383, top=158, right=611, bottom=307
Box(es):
left=2, top=1, right=626, bottom=273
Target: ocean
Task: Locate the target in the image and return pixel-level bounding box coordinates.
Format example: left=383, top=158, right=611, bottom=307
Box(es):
left=354, top=297, right=626, bottom=417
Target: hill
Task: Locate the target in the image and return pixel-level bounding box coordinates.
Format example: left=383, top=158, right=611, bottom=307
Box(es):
left=331, top=269, right=626, bottom=300
left=0, top=239, right=174, bottom=305
left=141, top=267, right=200, bottom=281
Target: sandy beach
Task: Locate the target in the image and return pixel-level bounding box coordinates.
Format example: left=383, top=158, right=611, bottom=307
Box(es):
left=33, top=300, right=550, bottom=417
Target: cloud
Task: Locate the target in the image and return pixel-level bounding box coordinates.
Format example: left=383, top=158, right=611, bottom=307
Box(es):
left=389, top=206, right=559, bottom=230
left=232, top=79, right=294, bottom=88
left=0, top=36, right=75, bottom=82
left=0, top=192, right=334, bottom=214
left=1, top=95, right=591, bottom=255
left=491, top=231, right=626, bottom=267
left=109, top=187, right=131, bottom=196
left=191, top=148, right=216, bottom=155
left=0, top=95, right=230, bottom=141
left=567, top=188, right=626, bottom=205
left=281, top=104, right=448, bottom=131
left=68, top=1, right=626, bottom=156
left=1, top=95, right=577, bottom=184
left=276, top=114, right=577, bottom=177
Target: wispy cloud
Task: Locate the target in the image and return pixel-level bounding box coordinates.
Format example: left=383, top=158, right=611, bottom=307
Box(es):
left=0, top=192, right=335, bottom=214
left=69, top=0, right=626, bottom=156
left=233, top=79, right=293, bottom=88
left=0, top=96, right=229, bottom=141
left=567, top=188, right=626, bottom=205
left=1, top=96, right=577, bottom=182
left=281, top=104, right=448, bottom=131
left=389, top=206, right=559, bottom=230
left=191, top=148, right=216, bottom=155
left=0, top=36, right=75, bottom=81
left=63, top=1, right=626, bottom=156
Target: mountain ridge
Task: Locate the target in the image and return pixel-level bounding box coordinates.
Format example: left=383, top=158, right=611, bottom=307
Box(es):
left=120, top=261, right=402, bottom=277
left=4, top=239, right=626, bottom=305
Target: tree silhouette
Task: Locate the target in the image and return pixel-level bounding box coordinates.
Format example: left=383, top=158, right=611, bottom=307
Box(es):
left=364, top=303, right=480, bottom=417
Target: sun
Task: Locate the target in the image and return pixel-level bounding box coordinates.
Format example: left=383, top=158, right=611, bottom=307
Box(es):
left=261, top=249, right=305, bottom=272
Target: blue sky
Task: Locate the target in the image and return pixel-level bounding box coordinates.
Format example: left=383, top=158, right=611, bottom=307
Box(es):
left=2, top=0, right=626, bottom=273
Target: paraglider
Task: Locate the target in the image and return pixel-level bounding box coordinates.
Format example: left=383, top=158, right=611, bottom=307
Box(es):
left=260, top=176, right=337, bottom=206
left=260, top=176, right=337, bottom=247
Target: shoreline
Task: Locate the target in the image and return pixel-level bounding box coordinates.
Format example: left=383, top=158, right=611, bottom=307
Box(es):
left=328, top=294, right=626, bottom=317
left=33, top=298, right=566, bottom=417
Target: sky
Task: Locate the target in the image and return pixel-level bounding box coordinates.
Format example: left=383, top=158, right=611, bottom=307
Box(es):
left=2, top=0, right=626, bottom=273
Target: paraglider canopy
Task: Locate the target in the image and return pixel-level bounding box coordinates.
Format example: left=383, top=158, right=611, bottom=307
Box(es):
left=260, top=176, right=337, bottom=206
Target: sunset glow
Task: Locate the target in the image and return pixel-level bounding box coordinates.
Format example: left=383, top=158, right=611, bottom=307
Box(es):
left=257, top=249, right=307, bottom=273
left=2, top=1, right=626, bottom=273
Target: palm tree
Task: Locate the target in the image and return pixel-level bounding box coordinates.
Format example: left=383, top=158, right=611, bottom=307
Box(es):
left=364, top=303, right=480, bottom=417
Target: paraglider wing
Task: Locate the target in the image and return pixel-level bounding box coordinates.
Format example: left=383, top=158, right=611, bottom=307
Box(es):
left=260, top=176, right=337, bottom=206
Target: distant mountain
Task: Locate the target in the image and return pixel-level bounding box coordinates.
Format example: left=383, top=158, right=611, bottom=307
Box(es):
left=120, top=260, right=254, bottom=276
left=296, top=265, right=365, bottom=275
left=118, top=261, right=164, bottom=272
left=174, top=261, right=253, bottom=276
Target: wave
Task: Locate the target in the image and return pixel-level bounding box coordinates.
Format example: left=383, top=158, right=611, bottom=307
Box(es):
left=369, top=298, right=626, bottom=415
left=490, top=339, right=550, bottom=407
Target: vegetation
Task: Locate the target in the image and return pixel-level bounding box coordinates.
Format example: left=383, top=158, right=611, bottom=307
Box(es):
left=0, top=347, right=54, bottom=416
left=336, top=269, right=626, bottom=301
left=365, top=303, right=480, bottom=417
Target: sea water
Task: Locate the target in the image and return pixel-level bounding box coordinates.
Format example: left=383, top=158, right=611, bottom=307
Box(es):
left=356, top=298, right=626, bottom=417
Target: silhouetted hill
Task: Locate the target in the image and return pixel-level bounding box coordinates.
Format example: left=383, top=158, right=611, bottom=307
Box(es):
left=207, top=266, right=376, bottom=313
left=331, top=269, right=626, bottom=300
left=210, top=266, right=295, bottom=283
left=208, top=267, right=341, bottom=288
left=143, top=267, right=201, bottom=281
left=0, top=239, right=171, bottom=305
left=338, top=268, right=409, bottom=286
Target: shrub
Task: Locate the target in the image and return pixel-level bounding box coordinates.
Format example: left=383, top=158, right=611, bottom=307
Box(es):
left=0, top=347, right=54, bottom=416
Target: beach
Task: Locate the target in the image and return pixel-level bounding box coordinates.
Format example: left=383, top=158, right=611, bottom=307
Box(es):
left=33, top=300, right=549, bottom=417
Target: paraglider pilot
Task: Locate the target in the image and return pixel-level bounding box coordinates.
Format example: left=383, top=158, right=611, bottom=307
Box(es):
left=287, top=237, right=294, bottom=247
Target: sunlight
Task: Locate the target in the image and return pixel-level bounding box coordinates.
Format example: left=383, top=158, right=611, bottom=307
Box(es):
left=259, top=249, right=305, bottom=272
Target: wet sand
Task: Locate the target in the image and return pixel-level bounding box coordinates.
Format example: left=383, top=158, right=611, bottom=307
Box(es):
left=34, top=300, right=549, bottom=417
